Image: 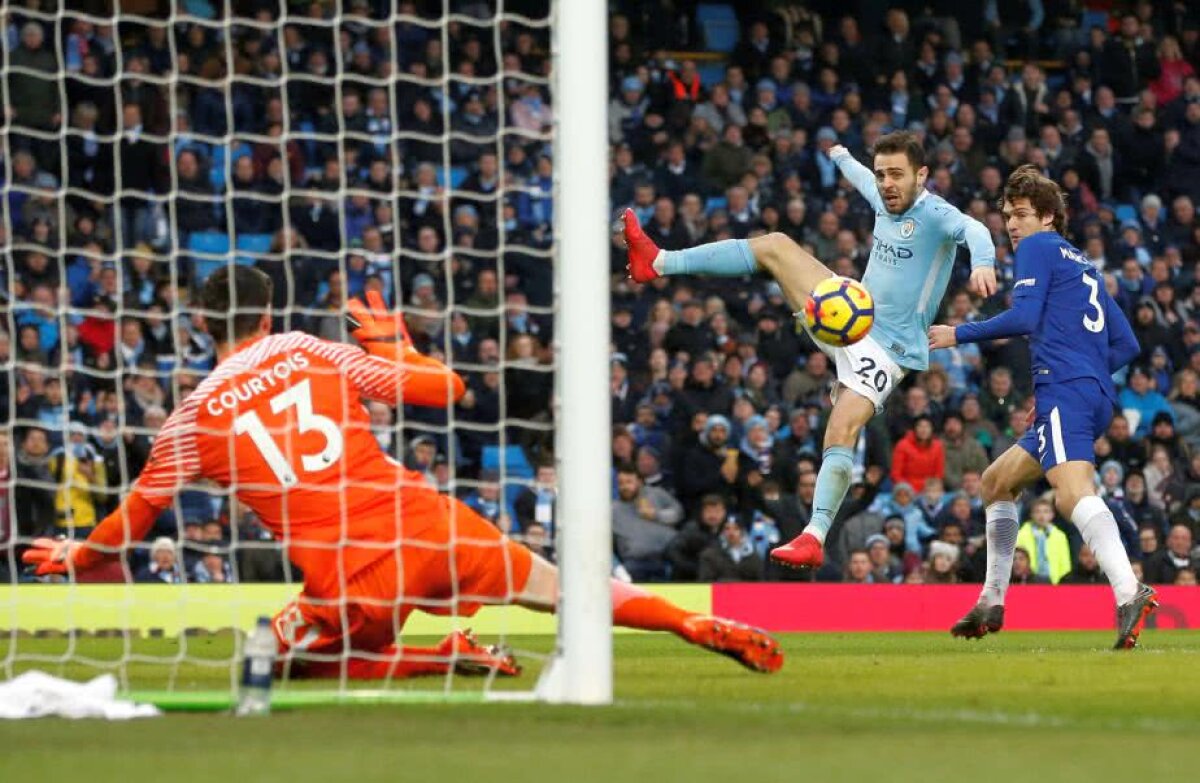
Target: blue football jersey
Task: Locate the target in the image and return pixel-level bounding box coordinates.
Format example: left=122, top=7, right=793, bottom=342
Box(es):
left=955, top=231, right=1140, bottom=403
left=834, top=150, right=995, bottom=371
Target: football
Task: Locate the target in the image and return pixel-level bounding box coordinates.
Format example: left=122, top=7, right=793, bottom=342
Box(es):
left=804, top=276, right=875, bottom=347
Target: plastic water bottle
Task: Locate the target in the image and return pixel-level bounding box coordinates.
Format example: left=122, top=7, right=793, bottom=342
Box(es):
left=236, top=617, right=275, bottom=716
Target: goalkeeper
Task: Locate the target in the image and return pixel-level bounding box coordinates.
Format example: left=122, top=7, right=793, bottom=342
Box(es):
left=24, top=267, right=782, bottom=678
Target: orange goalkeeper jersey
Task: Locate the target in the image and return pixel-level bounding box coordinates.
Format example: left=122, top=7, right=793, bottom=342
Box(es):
left=81, top=331, right=465, bottom=595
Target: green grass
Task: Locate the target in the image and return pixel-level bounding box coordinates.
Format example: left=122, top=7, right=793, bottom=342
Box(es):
left=3, top=631, right=1200, bottom=782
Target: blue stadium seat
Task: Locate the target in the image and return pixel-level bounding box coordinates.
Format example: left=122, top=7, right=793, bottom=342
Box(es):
left=1081, top=10, right=1109, bottom=33
left=697, top=4, right=738, bottom=53
left=697, top=62, right=727, bottom=88
left=235, top=233, right=274, bottom=266
left=481, top=445, right=534, bottom=479
left=705, top=196, right=728, bottom=214
left=209, top=143, right=252, bottom=191
left=183, top=0, right=216, bottom=19
left=188, top=231, right=231, bottom=284
left=437, top=165, right=469, bottom=189
left=1114, top=204, right=1137, bottom=225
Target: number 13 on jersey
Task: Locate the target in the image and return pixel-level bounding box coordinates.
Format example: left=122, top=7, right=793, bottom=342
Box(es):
left=233, top=379, right=344, bottom=486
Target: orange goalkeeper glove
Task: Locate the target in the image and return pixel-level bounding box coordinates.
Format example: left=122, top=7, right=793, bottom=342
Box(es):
left=22, top=537, right=87, bottom=577
left=346, top=290, right=416, bottom=361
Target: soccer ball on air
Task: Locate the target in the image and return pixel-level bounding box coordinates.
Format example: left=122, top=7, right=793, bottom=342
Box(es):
left=804, top=276, right=874, bottom=347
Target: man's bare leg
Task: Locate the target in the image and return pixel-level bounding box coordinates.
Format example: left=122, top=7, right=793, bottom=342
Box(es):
left=771, top=387, right=875, bottom=569
left=623, top=209, right=831, bottom=309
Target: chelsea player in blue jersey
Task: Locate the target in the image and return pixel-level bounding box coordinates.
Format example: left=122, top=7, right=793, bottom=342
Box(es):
left=623, top=131, right=996, bottom=570
left=929, top=166, right=1157, bottom=649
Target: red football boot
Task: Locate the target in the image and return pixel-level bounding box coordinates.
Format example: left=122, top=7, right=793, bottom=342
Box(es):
left=770, top=532, right=824, bottom=569
left=682, top=616, right=784, bottom=674
left=622, top=208, right=662, bottom=283
left=438, top=629, right=522, bottom=676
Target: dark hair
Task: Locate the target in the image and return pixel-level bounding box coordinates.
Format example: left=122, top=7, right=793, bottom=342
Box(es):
left=872, top=130, right=926, bottom=171
left=615, top=462, right=640, bottom=477
left=201, top=266, right=273, bottom=343
left=700, top=493, right=727, bottom=509
left=1002, top=164, right=1068, bottom=234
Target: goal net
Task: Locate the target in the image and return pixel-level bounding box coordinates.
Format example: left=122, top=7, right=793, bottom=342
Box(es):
left=1, top=0, right=610, bottom=707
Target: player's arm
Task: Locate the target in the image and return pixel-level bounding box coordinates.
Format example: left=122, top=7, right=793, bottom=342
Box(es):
left=829, top=145, right=887, bottom=214
left=1104, top=290, right=1140, bottom=372
left=22, top=411, right=198, bottom=575
left=929, top=235, right=1048, bottom=348
left=946, top=209, right=998, bottom=297
left=340, top=291, right=466, bottom=407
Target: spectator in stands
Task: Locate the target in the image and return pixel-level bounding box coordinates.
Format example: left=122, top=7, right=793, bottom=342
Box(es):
left=1120, top=366, right=1174, bottom=438
left=135, top=538, right=184, bottom=584
left=192, top=549, right=235, bottom=584
left=667, top=493, right=729, bottom=582
left=940, top=411, right=989, bottom=490
left=612, top=463, right=683, bottom=581
left=865, top=533, right=901, bottom=584
left=1010, top=547, right=1050, bottom=586
left=1101, top=13, right=1161, bottom=102
left=891, top=415, right=945, bottom=492
left=8, top=22, right=61, bottom=136
left=513, top=462, right=557, bottom=547
left=48, top=422, right=106, bottom=538
left=14, top=427, right=55, bottom=539
left=1061, top=545, right=1108, bottom=585
left=1144, top=523, right=1195, bottom=583
left=462, top=471, right=504, bottom=528
left=698, top=516, right=764, bottom=582
left=1016, top=498, right=1072, bottom=585
left=925, top=540, right=961, bottom=585
left=979, top=367, right=1024, bottom=430
left=842, top=549, right=875, bottom=584
left=871, top=482, right=933, bottom=557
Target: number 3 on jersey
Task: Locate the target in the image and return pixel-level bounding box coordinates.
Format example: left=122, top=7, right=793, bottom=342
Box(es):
left=233, top=379, right=344, bottom=487
left=1081, top=274, right=1105, bottom=333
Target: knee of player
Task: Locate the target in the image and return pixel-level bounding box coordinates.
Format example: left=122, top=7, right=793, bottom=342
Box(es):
left=759, top=232, right=795, bottom=271
left=822, top=418, right=862, bottom=449
left=980, top=466, right=1007, bottom=504
left=1055, top=490, right=1086, bottom=521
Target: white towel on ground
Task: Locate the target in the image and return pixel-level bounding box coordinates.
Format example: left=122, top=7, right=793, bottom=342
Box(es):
left=0, top=671, right=161, bottom=720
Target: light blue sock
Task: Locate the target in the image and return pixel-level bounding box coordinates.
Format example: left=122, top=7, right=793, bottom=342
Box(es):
left=803, top=446, right=854, bottom=544
left=663, top=239, right=757, bottom=277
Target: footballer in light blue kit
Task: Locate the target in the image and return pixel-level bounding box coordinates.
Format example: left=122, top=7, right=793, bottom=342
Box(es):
left=929, top=165, right=1158, bottom=649
left=621, top=131, right=997, bottom=570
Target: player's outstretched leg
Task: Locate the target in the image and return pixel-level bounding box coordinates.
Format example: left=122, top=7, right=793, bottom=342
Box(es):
left=284, top=633, right=521, bottom=680
left=518, top=557, right=782, bottom=673
left=621, top=209, right=830, bottom=310
left=612, top=580, right=784, bottom=674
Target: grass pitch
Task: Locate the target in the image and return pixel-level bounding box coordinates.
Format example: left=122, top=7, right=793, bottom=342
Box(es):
left=3, top=630, right=1200, bottom=783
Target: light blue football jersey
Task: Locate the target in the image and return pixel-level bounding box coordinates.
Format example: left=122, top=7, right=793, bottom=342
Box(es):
left=833, top=150, right=996, bottom=371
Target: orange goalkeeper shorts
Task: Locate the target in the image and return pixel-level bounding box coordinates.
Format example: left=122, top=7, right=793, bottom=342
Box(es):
left=272, top=497, right=534, bottom=655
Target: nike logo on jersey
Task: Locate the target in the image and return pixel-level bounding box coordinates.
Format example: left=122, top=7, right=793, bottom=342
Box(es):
left=1014, top=278, right=1037, bottom=288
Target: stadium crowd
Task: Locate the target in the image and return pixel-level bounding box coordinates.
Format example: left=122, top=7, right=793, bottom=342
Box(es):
left=2, top=0, right=1200, bottom=588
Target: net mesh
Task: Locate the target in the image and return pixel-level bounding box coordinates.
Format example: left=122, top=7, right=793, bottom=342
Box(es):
left=1, top=0, right=560, bottom=701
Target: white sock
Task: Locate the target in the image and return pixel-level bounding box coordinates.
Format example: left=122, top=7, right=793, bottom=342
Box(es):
left=980, top=501, right=1018, bottom=607
left=651, top=250, right=666, bottom=274
left=1071, top=495, right=1139, bottom=605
